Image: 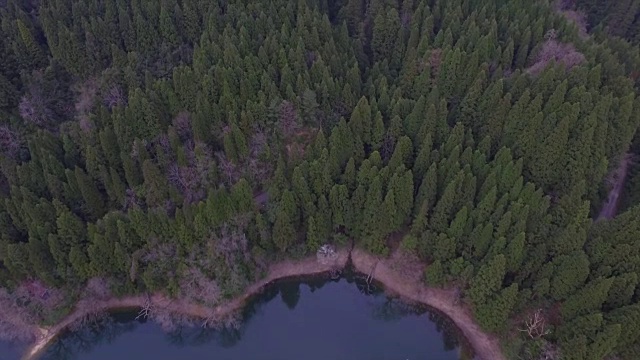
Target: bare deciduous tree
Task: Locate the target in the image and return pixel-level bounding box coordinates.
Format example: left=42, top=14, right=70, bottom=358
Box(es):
left=560, top=10, right=588, bottom=38
left=0, top=281, right=66, bottom=343
left=215, top=224, right=250, bottom=266
left=278, top=100, right=300, bottom=138
left=149, top=309, right=190, bottom=332
left=172, top=111, right=192, bottom=141
left=124, top=188, right=141, bottom=211
left=18, top=71, right=64, bottom=129
left=401, top=10, right=412, bottom=29
left=142, top=242, right=176, bottom=264
left=136, top=295, right=154, bottom=320
left=78, top=115, right=94, bottom=133
left=167, top=163, right=204, bottom=204
left=389, top=248, right=423, bottom=283
left=249, top=131, right=267, bottom=158
left=19, top=94, right=53, bottom=127
left=204, top=310, right=242, bottom=331
left=180, top=267, right=221, bottom=307
left=216, top=151, right=238, bottom=185
left=154, top=133, right=172, bottom=155
left=247, top=157, right=272, bottom=185
left=69, top=311, right=107, bottom=332
left=520, top=309, right=551, bottom=338
left=0, top=288, right=37, bottom=343
left=74, top=78, right=98, bottom=116
left=527, top=36, right=585, bottom=75
left=427, top=49, right=443, bottom=76
left=103, top=85, right=126, bottom=109
left=0, top=125, right=21, bottom=158
left=84, top=277, right=112, bottom=301
left=553, top=0, right=576, bottom=11
left=317, top=244, right=338, bottom=265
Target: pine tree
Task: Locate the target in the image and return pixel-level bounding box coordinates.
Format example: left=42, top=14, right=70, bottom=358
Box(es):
left=437, top=48, right=462, bottom=99
left=350, top=96, right=373, bottom=145
left=371, top=111, right=385, bottom=151
left=16, top=19, right=46, bottom=68
left=159, top=4, right=179, bottom=45
left=273, top=208, right=296, bottom=252
left=475, top=283, right=519, bottom=332
left=528, top=116, right=571, bottom=189
left=306, top=216, right=321, bottom=252
left=458, top=74, right=483, bottom=130
left=75, top=167, right=106, bottom=219
left=413, top=162, right=438, bottom=217
left=505, top=232, right=525, bottom=273
left=562, top=277, right=614, bottom=320
left=549, top=250, right=591, bottom=301
left=605, top=303, right=640, bottom=351
left=329, top=184, right=349, bottom=230
left=387, top=136, right=413, bottom=173
left=141, top=160, right=172, bottom=208
left=468, top=254, right=506, bottom=307
left=448, top=206, right=468, bottom=240
left=430, top=174, right=458, bottom=233
left=413, top=134, right=433, bottom=183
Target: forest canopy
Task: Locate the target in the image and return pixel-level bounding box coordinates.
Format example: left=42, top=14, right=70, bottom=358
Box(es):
left=1, top=0, right=640, bottom=359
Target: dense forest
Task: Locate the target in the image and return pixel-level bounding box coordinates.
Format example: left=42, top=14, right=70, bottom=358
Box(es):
left=1, top=0, right=640, bottom=359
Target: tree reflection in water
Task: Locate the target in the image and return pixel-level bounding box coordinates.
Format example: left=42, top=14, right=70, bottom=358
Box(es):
left=279, top=282, right=301, bottom=310
left=163, top=321, right=245, bottom=349
left=44, top=315, right=136, bottom=360
left=368, top=294, right=462, bottom=353
left=41, top=276, right=466, bottom=360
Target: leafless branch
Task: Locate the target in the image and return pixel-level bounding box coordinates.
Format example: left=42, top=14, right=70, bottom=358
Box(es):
left=124, top=188, right=141, bottom=211
left=519, top=309, right=551, bottom=338
left=0, top=125, right=21, bottom=158
left=389, top=249, right=423, bottom=283
left=527, top=37, right=585, bottom=75
left=278, top=100, right=300, bottom=138
left=74, top=78, right=98, bottom=116
left=19, top=94, right=53, bottom=127
left=172, top=111, right=193, bottom=141
left=216, top=151, right=238, bottom=185
left=179, top=267, right=221, bottom=308
left=103, top=86, right=126, bottom=109
left=136, top=295, right=154, bottom=320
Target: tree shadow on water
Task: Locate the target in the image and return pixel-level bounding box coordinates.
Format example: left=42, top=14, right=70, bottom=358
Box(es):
left=42, top=315, right=137, bottom=360
left=279, top=282, right=301, bottom=310
left=163, top=318, right=246, bottom=350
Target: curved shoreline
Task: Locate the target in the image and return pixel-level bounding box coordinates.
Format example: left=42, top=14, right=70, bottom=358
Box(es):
left=350, top=248, right=505, bottom=360
left=22, top=247, right=504, bottom=360
left=23, top=249, right=350, bottom=360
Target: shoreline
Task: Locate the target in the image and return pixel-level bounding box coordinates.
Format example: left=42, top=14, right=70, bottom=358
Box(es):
left=350, top=248, right=505, bottom=360
left=22, top=247, right=504, bottom=360
left=23, top=248, right=350, bottom=360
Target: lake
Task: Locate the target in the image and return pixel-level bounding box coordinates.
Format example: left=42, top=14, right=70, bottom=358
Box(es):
left=2, top=275, right=468, bottom=360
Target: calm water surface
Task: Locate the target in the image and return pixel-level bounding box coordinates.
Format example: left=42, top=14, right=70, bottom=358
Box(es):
left=2, top=276, right=465, bottom=360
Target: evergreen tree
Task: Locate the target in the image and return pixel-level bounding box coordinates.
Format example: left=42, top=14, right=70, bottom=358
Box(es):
left=75, top=167, right=106, bottom=219
left=273, top=209, right=296, bottom=252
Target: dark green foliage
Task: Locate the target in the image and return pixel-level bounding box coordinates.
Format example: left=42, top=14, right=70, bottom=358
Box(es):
left=0, top=1, right=639, bottom=357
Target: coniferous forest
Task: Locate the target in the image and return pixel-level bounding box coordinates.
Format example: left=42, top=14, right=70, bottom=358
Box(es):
left=1, top=0, right=640, bottom=359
